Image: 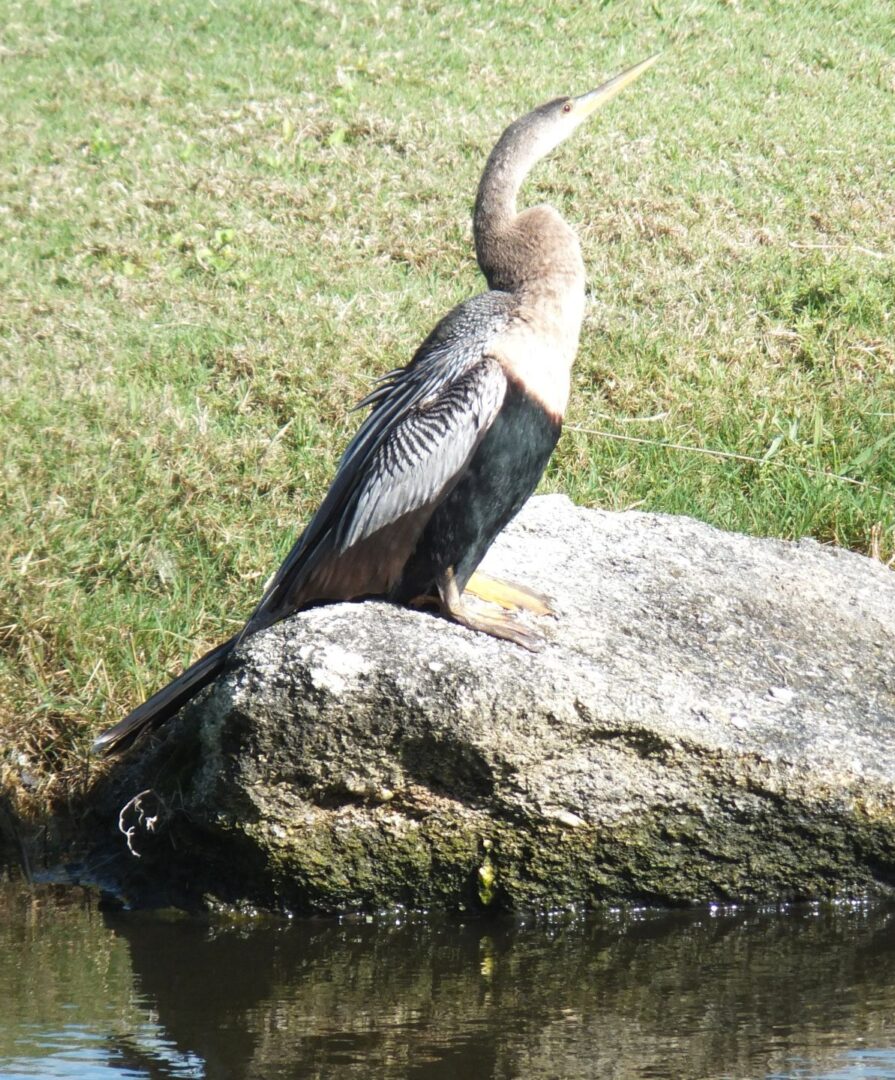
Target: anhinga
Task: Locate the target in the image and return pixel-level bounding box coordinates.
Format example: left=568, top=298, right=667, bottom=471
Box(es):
left=93, top=55, right=658, bottom=754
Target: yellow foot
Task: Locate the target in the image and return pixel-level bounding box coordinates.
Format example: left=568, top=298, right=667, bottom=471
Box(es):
left=464, top=571, right=557, bottom=617
left=439, top=568, right=547, bottom=652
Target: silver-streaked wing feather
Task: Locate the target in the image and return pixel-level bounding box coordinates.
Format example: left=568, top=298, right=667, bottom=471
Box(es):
left=336, top=358, right=505, bottom=551
left=241, top=291, right=514, bottom=634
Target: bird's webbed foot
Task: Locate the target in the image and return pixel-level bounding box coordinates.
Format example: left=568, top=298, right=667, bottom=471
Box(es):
left=437, top=568, right=547, bottom=652
left=464, top=570, right=557, bottom=617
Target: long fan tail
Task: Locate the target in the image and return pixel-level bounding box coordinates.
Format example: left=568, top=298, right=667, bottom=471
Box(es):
left=92, top=636, right=237, bottom=755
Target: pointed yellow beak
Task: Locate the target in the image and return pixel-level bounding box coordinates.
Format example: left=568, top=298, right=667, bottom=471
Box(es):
left=571, top=53, right=661, bottom=120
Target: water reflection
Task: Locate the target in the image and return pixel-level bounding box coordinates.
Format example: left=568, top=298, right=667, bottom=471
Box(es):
left=2, top=883, right=895, bottom=1079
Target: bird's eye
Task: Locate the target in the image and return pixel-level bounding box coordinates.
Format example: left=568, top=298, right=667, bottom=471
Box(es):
left=562, top=101, right=573, bottom=114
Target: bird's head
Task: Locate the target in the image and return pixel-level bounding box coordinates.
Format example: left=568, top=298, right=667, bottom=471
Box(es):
left=474, top=53, right=660, bottom=290
left=501, top=53, right=660, bottom=165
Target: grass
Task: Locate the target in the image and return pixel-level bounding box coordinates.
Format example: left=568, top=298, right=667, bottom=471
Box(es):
left=1, top=0, right=893, bottom=813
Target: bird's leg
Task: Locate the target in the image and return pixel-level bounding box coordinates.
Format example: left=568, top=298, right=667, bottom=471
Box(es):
left=464, top=570, right=557, bottom=617
left=437, top=567, right=546, bottom=652
left=406, top=593, right=440, bottom=610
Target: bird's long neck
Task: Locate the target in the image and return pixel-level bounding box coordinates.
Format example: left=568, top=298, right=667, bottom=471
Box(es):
left=473, top=121, right=587, bottom=416
left=473, top=124, right=585, bottom=315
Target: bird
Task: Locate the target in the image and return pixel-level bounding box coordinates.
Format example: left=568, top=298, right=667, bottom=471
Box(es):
left=93, top=55, right=658, bottom=755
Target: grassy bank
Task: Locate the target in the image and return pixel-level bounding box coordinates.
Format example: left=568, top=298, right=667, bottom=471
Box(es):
left=1, top=0, right=893, bottom=812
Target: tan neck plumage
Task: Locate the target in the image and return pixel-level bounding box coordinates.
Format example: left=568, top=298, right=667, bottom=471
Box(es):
left=473, top=122, right=587, bottom=419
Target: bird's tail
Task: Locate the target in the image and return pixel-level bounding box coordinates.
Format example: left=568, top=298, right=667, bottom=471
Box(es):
left=92, top=635, right=237, bottom=755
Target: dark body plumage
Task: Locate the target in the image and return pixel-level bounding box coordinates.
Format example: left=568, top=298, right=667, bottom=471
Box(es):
left=94, top=58, right=657, bottom=754
left=256, top=290, right=561, bottom=615
left=393, top=369, right=562, bottom=603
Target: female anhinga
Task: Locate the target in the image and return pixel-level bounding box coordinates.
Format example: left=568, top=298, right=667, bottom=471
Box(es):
left=93, top=56, right=658, bottom=754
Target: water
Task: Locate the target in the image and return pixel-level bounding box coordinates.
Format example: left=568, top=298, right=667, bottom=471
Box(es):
left=1, top=883, right=894, bottom=1079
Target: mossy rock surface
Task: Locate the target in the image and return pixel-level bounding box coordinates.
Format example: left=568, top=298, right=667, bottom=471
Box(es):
left=92, top=497, right=895, bottom=912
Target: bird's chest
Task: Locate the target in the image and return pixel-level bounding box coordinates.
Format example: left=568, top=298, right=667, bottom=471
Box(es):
left=490, top=294, right=584, bottom=420
left=493, top=335, right=572, bottom=418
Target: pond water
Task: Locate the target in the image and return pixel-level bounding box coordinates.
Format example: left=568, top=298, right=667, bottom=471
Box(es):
left=1, top=882, right=894, bottom=1079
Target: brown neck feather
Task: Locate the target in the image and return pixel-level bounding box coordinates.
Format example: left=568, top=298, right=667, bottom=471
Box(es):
left=473, top=120, right=585, bottom=299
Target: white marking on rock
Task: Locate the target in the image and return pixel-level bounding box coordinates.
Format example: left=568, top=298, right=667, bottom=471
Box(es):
left=308, top=645, right=370, bottom=694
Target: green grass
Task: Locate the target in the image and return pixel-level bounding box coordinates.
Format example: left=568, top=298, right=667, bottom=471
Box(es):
left=1, top=0, right=893, bottom=808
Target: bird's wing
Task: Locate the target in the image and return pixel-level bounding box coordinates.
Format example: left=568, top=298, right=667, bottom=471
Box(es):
left=335, top=355, right=506, bottom=550
left=241, top=291, right=514, bottom=633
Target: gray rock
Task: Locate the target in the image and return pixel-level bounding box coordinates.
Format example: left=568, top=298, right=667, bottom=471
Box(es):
left=105, top=495, right=895, bottom=912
